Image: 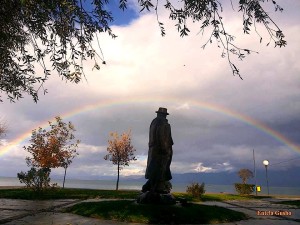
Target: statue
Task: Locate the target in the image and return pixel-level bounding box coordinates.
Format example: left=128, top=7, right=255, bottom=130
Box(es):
left=137, top=107, right=176, bottom=204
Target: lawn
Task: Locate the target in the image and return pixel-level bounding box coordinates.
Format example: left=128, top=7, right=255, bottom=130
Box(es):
left=173, top=192, right=269, bottom=202
left=0, top=188, right=140, bottom=200
left=1, top=188, right=264, bottom=224
left=66, top=199, right=248, bottom=224
left=275, top=200, right=300, bottom=208
left=0, top=187, right=268, bottom=201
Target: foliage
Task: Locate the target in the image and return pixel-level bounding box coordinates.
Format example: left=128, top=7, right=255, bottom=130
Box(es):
left=0, top=123, right=6, bottom=136
left=67, top=200, right=247, bottom=224
left=0, top=0, right=113, bottom=102
left=24, top=116, right=79, bottom=169
left=0, top=119, right=7, bottom=143
left=20, top=116, right=79, bottom=191
left=149, top=0, right=286, bottom=79
left=104, top=130, right=136, bottom=190
left=0, top=0, right=286, bottom=102
left=186, top=182, right=206, bottom=199
left=17, top=167, right=54, bottom=192
left=238, top=168, right=254, bottom=184
left=234, top=183, right=255, bottom=195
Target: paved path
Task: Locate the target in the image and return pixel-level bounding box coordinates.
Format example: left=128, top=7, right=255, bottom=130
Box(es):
left=202, top=198, right=299, bottom=225
left=0, top=198, right=299, bottom=225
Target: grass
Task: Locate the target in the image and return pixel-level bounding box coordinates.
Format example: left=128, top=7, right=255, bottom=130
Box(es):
left=202, top=193, right=270, bottom=201
left=173, top=192, right=269, bottom=202
left=0, top=187, right=269, bottom=201
left=0, top=187, right=271, bottom=201
left=0, top=188, right=140, bottom=200
left=66, top=200, right=248, bottom=224
left=0, top=188, right=271, bottom=224
left=275, top=200, right=300, bottom=208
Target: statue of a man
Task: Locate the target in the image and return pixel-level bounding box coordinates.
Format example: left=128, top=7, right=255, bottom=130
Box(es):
left=142, top=107, right=173, bottom=194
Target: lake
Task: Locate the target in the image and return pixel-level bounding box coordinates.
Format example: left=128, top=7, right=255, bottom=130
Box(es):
left=1, top=176, right=299, bottom=196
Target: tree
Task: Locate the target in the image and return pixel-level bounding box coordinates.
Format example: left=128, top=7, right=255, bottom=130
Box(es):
left=0, top=120, right=7, bottom=141
left=238, top=168, right=254, bottom=184
left=104, top=130, right=136, bottom=190
left=21, top=116, right=79, bottom=189
left=1, top=0, right=286, bottom=102
left=235, top=168, right=254, bottom=195
left=0, top=119, right=8, bottom=147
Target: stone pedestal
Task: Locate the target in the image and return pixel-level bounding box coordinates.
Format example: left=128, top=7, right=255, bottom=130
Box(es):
left=137, top=191, right=176, bottom=205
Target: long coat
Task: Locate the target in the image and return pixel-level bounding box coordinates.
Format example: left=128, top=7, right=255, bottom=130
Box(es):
left=145, top=116, right=173, bottom=181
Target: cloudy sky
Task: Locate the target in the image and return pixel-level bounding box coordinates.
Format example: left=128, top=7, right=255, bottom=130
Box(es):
left=1, top=0, right=300, bottom=181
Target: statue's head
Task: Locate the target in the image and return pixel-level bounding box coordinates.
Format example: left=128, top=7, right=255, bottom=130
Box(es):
left=156, top=107, right=169, bottom=118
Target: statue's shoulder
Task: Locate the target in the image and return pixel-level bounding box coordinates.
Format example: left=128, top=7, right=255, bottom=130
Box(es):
left=151, top=117, right=158, bottom=125
left=151, top=117, right=169, bottom=127
left=159, top=120, right=171, bottom=130
left=162, top=118, right=170, bottom=125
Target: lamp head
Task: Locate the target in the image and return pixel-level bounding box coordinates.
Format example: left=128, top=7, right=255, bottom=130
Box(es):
left=263, top=160, right=269, bottom=166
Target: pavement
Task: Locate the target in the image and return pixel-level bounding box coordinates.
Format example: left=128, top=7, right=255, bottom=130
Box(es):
left=0, top=197, right=299, bottom=225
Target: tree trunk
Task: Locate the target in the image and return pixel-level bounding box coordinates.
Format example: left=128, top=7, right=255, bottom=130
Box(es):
left=63, top=166, right=67, bottom=189
left=116, top=162, right=120, bottom=191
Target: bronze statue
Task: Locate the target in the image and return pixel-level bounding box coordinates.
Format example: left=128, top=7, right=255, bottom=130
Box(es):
left=138, top=107, right=175, bottom=204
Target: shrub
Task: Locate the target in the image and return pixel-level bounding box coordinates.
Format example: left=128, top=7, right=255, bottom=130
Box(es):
left=186, top=182, right=206, bottom=199
left=234, top=183, right=255, bottom=195
left=17, top=167, right=52, bottom=192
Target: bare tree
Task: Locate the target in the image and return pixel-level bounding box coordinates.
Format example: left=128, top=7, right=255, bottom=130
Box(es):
left=104, top=130, right=136, bottom=190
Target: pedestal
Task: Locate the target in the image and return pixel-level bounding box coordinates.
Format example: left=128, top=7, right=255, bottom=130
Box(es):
left=137, top=191, right=176, bottom=205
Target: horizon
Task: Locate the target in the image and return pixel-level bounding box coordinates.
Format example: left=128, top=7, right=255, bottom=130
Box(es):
left=1, top=168, right=300, bottom=188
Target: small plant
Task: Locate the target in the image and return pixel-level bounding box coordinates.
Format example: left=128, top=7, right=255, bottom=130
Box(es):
left=17, top=167, right=51, bottom=192
left=186, top=182, right=206, bottom=199
left=234, top=183, right=255, bottom=195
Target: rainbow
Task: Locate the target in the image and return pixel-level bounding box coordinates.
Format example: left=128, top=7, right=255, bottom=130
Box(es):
left=1, top=97, right=300, bottom=156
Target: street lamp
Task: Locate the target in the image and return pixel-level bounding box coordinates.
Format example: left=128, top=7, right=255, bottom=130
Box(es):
left=263, top=160, right=269, bottom=196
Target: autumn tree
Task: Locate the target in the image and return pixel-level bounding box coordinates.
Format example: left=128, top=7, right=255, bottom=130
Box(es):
left=1, top=0, right=286, bottom=102
left=238, top=168, right=254, bottom=184
left=104, top=130, right=136, bottom=190
left=0, top=120, right=7, bottom=147
left=0, top=119, right=7, bottom=142
left=235, top=168, right=254, bottom=195
left=19, top=116, right=80, bottom=189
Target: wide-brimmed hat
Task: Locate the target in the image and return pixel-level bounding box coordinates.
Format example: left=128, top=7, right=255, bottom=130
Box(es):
left=156, top=107, right=169, bottom=115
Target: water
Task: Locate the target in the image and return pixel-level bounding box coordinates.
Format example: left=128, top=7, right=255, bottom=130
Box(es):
left=1, top=177, right=299, bottom=196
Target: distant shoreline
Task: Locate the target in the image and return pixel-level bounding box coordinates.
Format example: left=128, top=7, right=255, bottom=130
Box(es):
left=1, top=177, right=300, bottom=196
left=0, top=186, right=23, bottom=189
left=0, top=186, right=299, bottom=199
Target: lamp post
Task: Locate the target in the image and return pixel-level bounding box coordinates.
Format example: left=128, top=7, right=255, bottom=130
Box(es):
left=263, top=160, right=269, bottom=196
